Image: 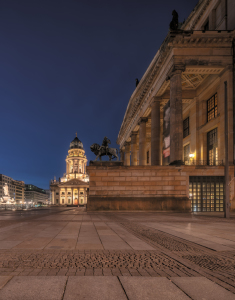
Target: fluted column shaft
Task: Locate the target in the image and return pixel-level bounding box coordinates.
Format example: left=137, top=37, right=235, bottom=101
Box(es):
left=151, top=99, right=161, bottom=165
left=170, top=70, right=183, bottom=164
left=139, top=117, right=148, bottom=165
left=131, top=132, right=138, bottom=165
left=124, top=142, right=131, bottom=166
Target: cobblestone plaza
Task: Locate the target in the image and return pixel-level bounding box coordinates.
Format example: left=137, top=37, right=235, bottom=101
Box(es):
left=0, top=207, right=235, bottom=299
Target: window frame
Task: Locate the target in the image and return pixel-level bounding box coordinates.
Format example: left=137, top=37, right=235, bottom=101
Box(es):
left=183, top=117, right=190, bottom=138
left=183, top=144, right=190, bottom=163
left=207, top=93, right=218, bottom=122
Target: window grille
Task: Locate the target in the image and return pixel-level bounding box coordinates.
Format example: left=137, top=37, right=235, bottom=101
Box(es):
left=207, top=93, right=218, bottom=122
left=207, top=128, right=218, bottom=165
left=183, top=117, right=189, bottom=138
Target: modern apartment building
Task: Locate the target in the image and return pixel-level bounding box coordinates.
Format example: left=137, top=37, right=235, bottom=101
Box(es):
left=25, top=184, right=48, bottom=204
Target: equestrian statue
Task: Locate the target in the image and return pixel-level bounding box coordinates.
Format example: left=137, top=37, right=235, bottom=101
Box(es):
left=90, top=137, right=119, bottom=161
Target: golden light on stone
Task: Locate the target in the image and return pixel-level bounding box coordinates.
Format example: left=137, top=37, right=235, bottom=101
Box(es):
left=50, top=135, right=89, bottom=206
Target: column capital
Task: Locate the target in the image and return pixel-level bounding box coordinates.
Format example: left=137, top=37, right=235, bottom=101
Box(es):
left=124, top=141, right=131, bottom=147
left=138, top=117, right=148, bottom=125
left=151, top=97, right=162, bottom=107
left=167, top=64, right=185, bottom=80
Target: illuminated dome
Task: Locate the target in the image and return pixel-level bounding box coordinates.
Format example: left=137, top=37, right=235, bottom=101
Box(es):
left=69, top=136, right=83, bottom=150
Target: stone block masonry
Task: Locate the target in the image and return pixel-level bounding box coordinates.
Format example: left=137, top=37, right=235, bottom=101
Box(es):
left=87, top=165, right=235, bottom=211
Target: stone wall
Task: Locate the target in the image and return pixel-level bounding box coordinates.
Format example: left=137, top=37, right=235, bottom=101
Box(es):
left=87, top=165, right=235, bottom=211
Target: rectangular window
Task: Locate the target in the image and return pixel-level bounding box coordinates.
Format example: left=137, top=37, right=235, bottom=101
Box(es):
left=146, top=151, right=149, bottom=164
left=183, top=117, right=189, bottom=138
left=207, top=93, right=218, bottom=122
left=207, top=128, right=218, bottom=165
left=189, top=176, right=224, bottom=212
left=184, top=144, right=190, bottom=163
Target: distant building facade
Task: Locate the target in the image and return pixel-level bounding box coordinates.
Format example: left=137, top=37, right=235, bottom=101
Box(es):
left=0, top=174, right=25, bottom=203
left=50, top=135, right=89, bottom=206
left=25, top=184, right=48, bottom=204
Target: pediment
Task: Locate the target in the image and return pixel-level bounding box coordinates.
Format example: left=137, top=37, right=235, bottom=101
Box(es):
left=59, top=178, right=88, bottom=186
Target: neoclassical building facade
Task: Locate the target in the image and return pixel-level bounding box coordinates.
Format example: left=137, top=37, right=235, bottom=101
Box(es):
left=117, top=0, right=235, bottom=168
left=84, top=0, right=235, bottom=213
left=50, top=135, right=89, bottom=206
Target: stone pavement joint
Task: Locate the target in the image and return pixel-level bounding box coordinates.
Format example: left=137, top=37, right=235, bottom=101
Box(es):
left=0, top=208, right=235, bottom=296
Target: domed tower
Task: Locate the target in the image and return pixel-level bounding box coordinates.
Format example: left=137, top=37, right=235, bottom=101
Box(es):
left=63, top=134, right=88, bottom=182
left=50, top=133, right=89, bottom=207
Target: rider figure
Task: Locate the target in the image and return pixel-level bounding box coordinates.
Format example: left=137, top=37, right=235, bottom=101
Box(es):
left=101, top=136, right=110, bottom=155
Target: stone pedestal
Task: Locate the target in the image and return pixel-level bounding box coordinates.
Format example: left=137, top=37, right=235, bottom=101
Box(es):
left=89, top=161, right=124, bottom=167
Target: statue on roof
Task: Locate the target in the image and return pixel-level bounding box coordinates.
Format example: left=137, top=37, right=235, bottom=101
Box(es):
left=136, top=78, right=139, bottom=87
left=90, top=137, right=119, bottom=161
left=170, top=10, right=178, bottom=30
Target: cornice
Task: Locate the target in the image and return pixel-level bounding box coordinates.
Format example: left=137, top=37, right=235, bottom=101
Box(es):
left=117, top=34, right=172, bottom=147
left=181, top=0, right=212, bottom=31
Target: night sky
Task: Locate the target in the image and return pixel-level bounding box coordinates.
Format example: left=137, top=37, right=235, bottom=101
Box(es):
left=0, top=0, right=198, bottom=189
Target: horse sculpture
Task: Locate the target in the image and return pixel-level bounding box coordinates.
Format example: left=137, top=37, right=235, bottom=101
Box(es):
left=90, top=143, right=119, bottom=161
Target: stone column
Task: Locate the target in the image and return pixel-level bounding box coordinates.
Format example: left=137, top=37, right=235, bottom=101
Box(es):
left=120, top=149, right=125, bottom=162
left=139, top=117, right=148, bottom=165
left=151, top=98, right=161, bottom=165
left=124, top=142, right=131, bottom=166
left=131, top=131, right=138, bottom=165
left=65, top=188, right=67, bottom=204
left=169, top=69, right=183, bottom=164
left=72, top=188, right=74, bottom=204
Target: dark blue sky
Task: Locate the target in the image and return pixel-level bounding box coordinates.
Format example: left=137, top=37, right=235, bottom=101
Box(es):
left=0, top=0, right=198, bottom=189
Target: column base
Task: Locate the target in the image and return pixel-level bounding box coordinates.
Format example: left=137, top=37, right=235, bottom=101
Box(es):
left=169, top=160, right=184, bottom=166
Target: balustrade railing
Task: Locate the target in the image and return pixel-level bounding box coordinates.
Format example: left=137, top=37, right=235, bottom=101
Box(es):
left=184, top=160, right=224, bottom=166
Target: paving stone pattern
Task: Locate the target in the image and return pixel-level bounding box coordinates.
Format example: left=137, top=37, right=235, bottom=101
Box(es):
left=0, top=208, right=235, bottom=298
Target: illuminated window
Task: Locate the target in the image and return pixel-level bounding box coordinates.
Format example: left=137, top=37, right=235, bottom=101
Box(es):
left=207, top=128, right=218, bottom=165
left=183, top=117, right=189, bottom=138
left=207, top=94, right=218, bottom=122
left=184, top=144, right=190, bottom=163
